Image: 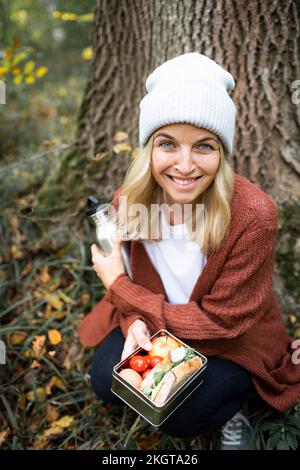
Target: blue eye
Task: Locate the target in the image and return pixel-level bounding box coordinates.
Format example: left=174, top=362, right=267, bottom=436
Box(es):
left=160, top=141, right=174, bottom=149
left=159, top=141, right=213, bottom=151
left=200, top=143, right=213, bottom=151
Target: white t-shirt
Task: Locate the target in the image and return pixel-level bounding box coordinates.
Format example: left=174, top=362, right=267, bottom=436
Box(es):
left=143, top=212, right=207, bottom=304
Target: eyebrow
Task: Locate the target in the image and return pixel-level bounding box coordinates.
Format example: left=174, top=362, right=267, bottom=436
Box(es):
left=154, top=132, right=219, bottom=144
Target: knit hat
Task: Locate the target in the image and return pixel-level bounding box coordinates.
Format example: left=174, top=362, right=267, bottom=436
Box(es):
left=139, top=52, right=236, bottom=155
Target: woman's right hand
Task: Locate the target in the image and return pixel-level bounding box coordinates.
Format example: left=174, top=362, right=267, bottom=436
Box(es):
left=121, top=319, right=152, bottom=361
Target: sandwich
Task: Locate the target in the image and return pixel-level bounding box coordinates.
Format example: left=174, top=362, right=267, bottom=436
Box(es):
left=140, top=346, right=202, bottom=407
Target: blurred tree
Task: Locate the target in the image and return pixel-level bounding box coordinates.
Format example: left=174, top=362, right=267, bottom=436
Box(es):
left=38, top=0, right=300, bottom=208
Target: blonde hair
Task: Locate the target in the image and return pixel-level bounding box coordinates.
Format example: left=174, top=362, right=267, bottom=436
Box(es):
left=116, top=133, right=234, bottom=254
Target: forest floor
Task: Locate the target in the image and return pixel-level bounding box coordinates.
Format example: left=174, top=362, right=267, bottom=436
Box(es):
left=0, top=157, right=300, bottom=450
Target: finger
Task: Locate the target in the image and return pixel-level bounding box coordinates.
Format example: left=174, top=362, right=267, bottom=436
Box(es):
left=134, top=333, right=152, bottom=352
left=121, top=333, right=136, bottom=361
left=91, top=244, right=102, bottom=258
left=112, top=235, right=122, bottom=253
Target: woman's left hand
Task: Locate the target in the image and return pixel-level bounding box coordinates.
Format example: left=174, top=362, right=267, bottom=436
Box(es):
left=91, top=235, right=125, bottom=290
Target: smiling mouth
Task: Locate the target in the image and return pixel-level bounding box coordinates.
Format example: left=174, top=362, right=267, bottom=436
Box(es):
left=165, top=174, right=203, bottom=189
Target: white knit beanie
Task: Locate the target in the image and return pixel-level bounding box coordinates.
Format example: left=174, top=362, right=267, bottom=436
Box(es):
left=139, top=52, right=237, bottom=155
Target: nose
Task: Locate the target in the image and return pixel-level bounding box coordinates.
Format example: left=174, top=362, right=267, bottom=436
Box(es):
left=174, top=149, right=196, bottom=175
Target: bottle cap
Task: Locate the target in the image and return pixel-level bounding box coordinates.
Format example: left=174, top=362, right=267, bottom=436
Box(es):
left=86, top=195, right=106, bottom=216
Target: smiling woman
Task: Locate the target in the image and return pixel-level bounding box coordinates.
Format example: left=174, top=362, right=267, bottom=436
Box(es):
left=78, top=52, right=300, bottom=449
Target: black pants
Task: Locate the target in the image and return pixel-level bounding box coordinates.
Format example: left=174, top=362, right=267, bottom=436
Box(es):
left=90, top=327, right=254, bottom=438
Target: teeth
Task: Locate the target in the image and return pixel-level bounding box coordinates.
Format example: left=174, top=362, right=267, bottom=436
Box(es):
left=173, top=177, right=197, bottom=185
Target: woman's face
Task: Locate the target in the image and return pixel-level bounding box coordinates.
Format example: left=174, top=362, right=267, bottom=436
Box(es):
left=151, top=123, right=220, bottom=206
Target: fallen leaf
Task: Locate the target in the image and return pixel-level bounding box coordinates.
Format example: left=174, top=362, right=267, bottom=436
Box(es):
left=0, top=429, right=9, bottom=448
left=30, top=360, right=41, bottom=368
left=46, top=375, right=66, bottom=395
left=39, top=265, right=51, bottom=284
left=26, top=387, right=46, bottom=401
left=46, top=404, right=60, bottom=423
left=48, top=329, right=62, bottom=345
left=21, top=261, right=33, bottom=277
left=32, top=335, right=46, bottom=358
left=11, top=244, right=23, bottom=260
left=17, top=393, right=26, bottom=410
left=9, top=331, right=28, bottom=345
left=44, top=293, right=63, bottom=310
left=48, top=277, right=61, bottom=292
left=81, top=292, right=90, bottom=304
left=58, top=291, right=73, bottom=304
left=42, top=415, right=75, bottom=439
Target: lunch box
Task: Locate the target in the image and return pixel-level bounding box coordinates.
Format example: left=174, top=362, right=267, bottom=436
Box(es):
left=111, top=329, right=208, bottom=427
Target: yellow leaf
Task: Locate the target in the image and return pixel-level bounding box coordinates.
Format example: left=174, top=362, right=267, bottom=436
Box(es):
left=17, top=394, right=26, bottom=410
left=48, top=329, right=62, bottom=345
left=78, top=13, right=94, bottom=22
left=25, top=74, right=35, bottom=84
left=9, top=331, right=27, bottom=345
left=10, top=244, right=23, bottom=260
left=26, top=387, right=46, bottom=401
left=24, top=60, right=35, bottom=74
left=81, top=47, right=93, bottom=60
left=42, top=415, right=74, bottom=439
left=52, top=11, right=61, bottom=18
left=61, top=13, right=77, bottom=21
left=36, top=66, right=48, bottom=78
left=113, top=131, right=128, bottom=142
left=113, top=143, right=132, bottom=154
left=44, top=293, right=63, bottom=310
left=58, top=291, right=73, bottom=304
left=39, top=265, right=51, bottom=284
left=11, top=51, right=27, bottom=66
left=131, top=147, right=141, bottom=159
left=32, top=335, right=46, bottom=358
left=55, top=311, right=67, bottom=320
left=46, top=375, right=66, bottom=395
left=14, top=74, right=23, bottom=85
left=11, top=66, right=21, bottom=75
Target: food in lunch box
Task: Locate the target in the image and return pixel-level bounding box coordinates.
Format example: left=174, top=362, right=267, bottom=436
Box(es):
left=140, top=346, right=202, bottom=406
left=119, top=368, right=142, bottom=389
left=129, top=355, right=149, bottom=373
left=149, top=335, right=179, bottom=359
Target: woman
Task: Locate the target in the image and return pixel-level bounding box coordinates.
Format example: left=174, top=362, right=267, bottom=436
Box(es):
left=77, top=53, right=300, bottom=449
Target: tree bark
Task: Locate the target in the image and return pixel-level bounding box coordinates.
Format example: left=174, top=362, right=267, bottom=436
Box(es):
left=38, top=0, right=300, bottom=207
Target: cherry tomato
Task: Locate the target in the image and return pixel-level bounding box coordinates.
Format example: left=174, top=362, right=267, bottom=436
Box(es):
left=142, top=368, right=152, bottom=380
left=143, top=356, right=152, bottom=368
left=150, top=356, right=163, bottom=368
left=129, top=355, right=148, bottom=373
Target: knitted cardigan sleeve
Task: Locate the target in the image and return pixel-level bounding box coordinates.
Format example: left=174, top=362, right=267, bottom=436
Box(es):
left=105, top=224, right=277, bottom=341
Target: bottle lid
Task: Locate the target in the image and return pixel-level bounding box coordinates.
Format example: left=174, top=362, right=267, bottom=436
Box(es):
left=86, top=195, right=106, bottom=216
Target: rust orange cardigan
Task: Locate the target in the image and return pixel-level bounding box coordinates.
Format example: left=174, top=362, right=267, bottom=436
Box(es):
left=77, top=172, right=300, bottom=412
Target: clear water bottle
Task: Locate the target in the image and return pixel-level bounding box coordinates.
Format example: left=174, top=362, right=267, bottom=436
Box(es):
left=86, top=196, right=132, bottom=279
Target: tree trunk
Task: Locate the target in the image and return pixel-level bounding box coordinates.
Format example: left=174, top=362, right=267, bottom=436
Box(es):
left=38, top=0, right=300, bottom=207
